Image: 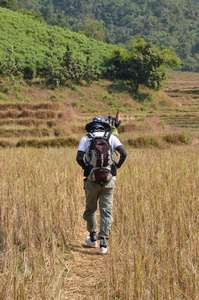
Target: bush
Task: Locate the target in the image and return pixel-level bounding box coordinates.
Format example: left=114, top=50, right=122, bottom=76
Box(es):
left=23, top=65, right=36, bottom=79
left=128, top=135, right=160, bottom=148
left=127, top=132, right=192, bottom=148
left=163, top=132, right=191, bottom=145
left=0, top=140, right=14, bottom=148
left=16, top=137, right=79, bottom=148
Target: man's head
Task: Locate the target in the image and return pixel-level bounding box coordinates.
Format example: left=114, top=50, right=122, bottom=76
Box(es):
left=85, top=117, right=111, bottom=133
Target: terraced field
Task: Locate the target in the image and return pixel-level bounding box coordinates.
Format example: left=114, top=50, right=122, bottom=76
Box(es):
left=0, top=70, right=198, bottom=147
left=0, top=101, right=82, bottom=147
left=162, top=71, right=199, bottom=132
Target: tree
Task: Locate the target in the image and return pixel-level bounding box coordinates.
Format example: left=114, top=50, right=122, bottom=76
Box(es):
left=20, top=8, right=44, bottom=23
left=109, top=40, right=181, bottom=91
left=0, top=0, right=19, bottom=10
left=81, top=16, right=105, bottom=41
left=42, top=46, right=98, bottom=88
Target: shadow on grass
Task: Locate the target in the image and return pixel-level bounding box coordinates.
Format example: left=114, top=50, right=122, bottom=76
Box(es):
left=107, top=81, right=153, bottom=103
left=69, top=243, right=101, bottom=256
left=166, top=88, right=199, bottom=95
left=180, top=89, right=199, bottom=95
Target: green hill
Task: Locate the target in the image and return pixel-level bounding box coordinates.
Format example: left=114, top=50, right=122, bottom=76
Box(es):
left=16, top=0, right=199, bottom=72
left=0, top=7, right=114, bottom=76
left=0, top=6, right=198, bottom=149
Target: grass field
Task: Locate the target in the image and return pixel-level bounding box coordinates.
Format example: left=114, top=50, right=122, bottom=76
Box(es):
left=0, top=71, right=199, bottom=299
left=0, top=146, right=198, bottom=299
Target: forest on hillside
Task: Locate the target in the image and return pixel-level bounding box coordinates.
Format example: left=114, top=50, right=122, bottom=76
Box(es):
left=0, top=6, right=180, bottom=91
left=13, top=0, right=199, bottom=72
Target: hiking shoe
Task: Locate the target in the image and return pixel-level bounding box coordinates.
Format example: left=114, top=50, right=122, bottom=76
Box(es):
left=85, top=232, right=97, bottom=248
left=100, top=238, right=108, bottom=254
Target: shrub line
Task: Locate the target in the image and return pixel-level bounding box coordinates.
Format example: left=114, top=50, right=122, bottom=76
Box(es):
left=0, top=132, right=192, bottom=148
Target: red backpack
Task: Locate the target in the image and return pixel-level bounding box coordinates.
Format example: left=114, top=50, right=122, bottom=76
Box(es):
left=85, top=132, right=116, bottom=182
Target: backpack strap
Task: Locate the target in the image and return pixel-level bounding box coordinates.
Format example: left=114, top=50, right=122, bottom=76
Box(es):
left=87, top=131, right=112, bottom=148
left=86, top=133, right=95, bottom=150
left=86, top=133, right=93, bottom=139
left=104, top=131, right=112, bottom=144
left=86, top=133, right=95, bottom=164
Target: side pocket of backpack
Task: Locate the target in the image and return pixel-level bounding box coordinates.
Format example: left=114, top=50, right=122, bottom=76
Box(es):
left=84, top=164, right=93, bottom=177
left=111, top=164, right=117, bottom=176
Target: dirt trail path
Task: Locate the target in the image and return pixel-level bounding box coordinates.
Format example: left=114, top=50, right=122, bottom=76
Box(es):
left=65, top=213, right=109, bottom=300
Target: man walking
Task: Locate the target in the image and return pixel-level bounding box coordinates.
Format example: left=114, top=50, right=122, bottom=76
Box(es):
left=76, top=117, right=127, bottom=254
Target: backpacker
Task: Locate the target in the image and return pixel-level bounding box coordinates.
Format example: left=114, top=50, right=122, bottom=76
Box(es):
left=85, top=132, right=116, bottom=182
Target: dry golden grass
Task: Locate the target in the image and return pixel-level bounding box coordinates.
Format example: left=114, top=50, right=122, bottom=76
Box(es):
left=0, top=148, right=84, bottom=299
left=0, top=145, right=199, bottom=299
left=0, top=70, right=199, bottom=298
left=107, top=146, right=199, bottom=299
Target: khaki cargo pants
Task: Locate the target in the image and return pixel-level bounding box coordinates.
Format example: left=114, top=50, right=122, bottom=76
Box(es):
left=83, top=179, right=115, bottom=239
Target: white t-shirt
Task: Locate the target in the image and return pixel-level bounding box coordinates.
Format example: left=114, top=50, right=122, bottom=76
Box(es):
left=78, top=131, right=122, bottom=156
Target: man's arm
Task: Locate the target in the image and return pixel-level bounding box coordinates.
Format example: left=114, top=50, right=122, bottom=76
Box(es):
left=76, top=150, right=86, bottom=170
left=115, top=145, right=127, bottom=168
